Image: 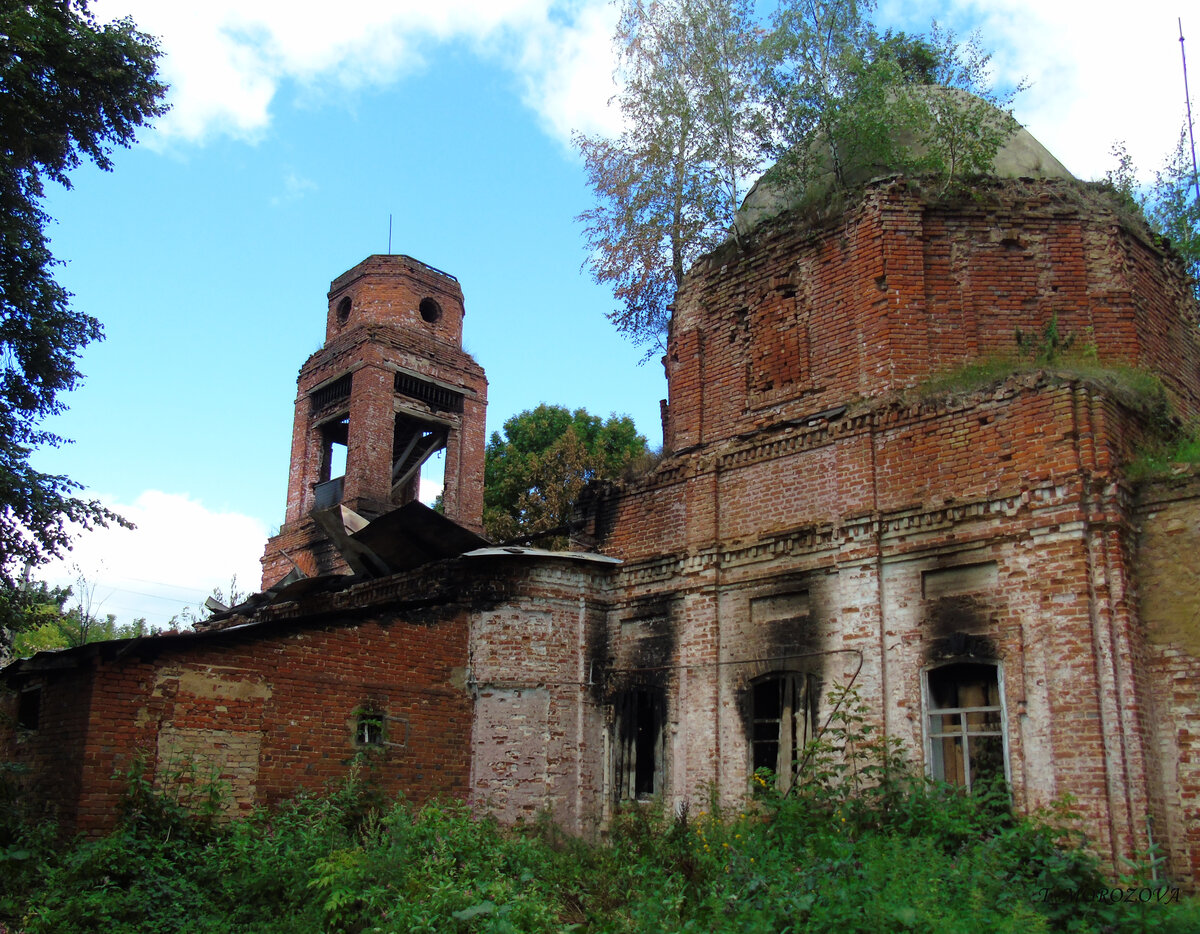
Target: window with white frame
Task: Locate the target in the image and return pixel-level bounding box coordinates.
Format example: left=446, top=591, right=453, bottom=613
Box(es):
left=924, top=662, right=1007, bottom=791
left=750, top=672, right=820, bottom=793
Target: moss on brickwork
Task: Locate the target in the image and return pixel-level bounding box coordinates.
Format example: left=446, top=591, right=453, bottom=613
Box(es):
left=914, top=357, right=1167, bottom=413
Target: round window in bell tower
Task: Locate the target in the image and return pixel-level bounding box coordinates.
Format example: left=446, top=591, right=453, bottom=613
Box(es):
left=336, top=296, right=352, bottom=324
left=419, top=297, right=442, bottom=324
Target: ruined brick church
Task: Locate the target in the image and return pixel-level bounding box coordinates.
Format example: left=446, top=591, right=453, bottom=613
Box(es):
left=6, top=136, right=1200, bottom=882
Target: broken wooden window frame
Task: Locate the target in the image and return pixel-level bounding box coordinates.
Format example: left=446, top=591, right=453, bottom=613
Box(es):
left=749, top=671, right=820, bottom=793
left=922, top=661, right=1009, bottom=792
left=611, top=687, right=665, bottom=802
left=351, top=707, right=409, bottom=750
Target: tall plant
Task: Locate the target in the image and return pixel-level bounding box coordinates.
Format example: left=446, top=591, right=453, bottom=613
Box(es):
left=575, top=0, right=762, bottom=352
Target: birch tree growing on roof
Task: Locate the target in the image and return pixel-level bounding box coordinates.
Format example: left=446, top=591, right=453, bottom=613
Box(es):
left=577, top=0, right=1026, bottom=351
left=574, top=0, right=762, bottom=353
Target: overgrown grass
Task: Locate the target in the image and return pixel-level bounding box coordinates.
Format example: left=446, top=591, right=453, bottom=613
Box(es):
left=913, top=352, right=1167, bottom=414
left=3, top=696, right=1198, bottom=933
left=1125, top=432, right=1200, bottom=482
left=908, top=315, right=1200, bottom=483
left=911, top=314, right=1166, bottom=409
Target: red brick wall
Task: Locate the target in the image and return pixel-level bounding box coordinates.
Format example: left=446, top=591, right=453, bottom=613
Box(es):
left=598, top=378, right=1150, bottom=564
left=580, top=396, right=1163, bottom=874
left=466, top=558, right=612, bottom=834
left=326, top=255, right=467, bottom=348
left=0, top=667, right=94, bottom=829
left=5, top=602, right=471, bottom=837
left=665, top=178, right=1200, bottom=455
left=1135, top=472, right=1200, bottom=882
left=575, top=175, right=1199, bottom=877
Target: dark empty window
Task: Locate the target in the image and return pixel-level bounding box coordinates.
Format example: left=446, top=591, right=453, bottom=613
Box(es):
left=925, top=662, right=1007, bottom=791
left=751, top=672, right=819, bottom=792
left=418, top=297, right=441, bottom=323
left=336, top=295, right=351, bottom=324
left=17, top=686, right=41, bottom=731
left=613, top=688, right=665, bottom=801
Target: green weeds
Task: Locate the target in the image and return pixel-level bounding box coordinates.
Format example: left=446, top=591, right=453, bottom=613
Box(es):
left=2, top=711, right=1198, bottom=932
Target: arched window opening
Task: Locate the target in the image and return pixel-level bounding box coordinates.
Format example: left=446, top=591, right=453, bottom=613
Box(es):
left=750, top=672, right=820, bottom=793
left=356, top=709, right=384, bottom=747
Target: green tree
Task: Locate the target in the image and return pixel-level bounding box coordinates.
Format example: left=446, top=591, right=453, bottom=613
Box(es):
left=579, top=1, right=1023, bottom=348
left=0, top=577, right=71, bottom=661
left=757, top=0, right=879, bottom=191
left=0, top=1, right=167, bottom=601
left=575, top=0, right=763, bottom=353
left=5, top=572, right=150, bottom=657
left=1107, top=128, right=1199, bottom=299
left=760, top=9, right=1020, bottom=197
left=483, top=405, right=652, bottom=544
left=1146, top=127, right=1200, bottom=292
left=12, top=606, right=149, bottom=657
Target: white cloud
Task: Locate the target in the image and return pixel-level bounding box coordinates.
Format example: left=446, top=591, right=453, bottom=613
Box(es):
left=94, top=0, right=1192, bottom=182
left=92, top=0, right=618, bottom=146
left=879, top=1, right=1193, bottom=181
left=514, top=1, right=623, bottom=143
left=38, top=491, right=269, bottom=627
left=271, top=168, right=318, bottom=205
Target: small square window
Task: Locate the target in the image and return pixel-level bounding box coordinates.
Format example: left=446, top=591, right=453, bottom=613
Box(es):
left=355, top=710, right=384, bottom=747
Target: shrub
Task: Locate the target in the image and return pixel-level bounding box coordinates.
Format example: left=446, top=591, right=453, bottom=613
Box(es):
left=6, top=705, right=1200, bottom=932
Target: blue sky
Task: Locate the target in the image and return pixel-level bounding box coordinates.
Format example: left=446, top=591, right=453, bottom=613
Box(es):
left=30, top=0, right=1194, bottom=623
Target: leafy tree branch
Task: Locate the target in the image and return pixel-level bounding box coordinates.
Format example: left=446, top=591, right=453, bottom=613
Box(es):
left=0, top=0, right=167, bottom=606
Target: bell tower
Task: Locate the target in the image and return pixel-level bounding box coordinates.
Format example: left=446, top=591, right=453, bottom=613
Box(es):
left=261, top=254, right=487, bottom=588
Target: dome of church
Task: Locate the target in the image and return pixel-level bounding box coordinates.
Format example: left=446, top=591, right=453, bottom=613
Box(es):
left=735, top=87, right=1074, bottom=235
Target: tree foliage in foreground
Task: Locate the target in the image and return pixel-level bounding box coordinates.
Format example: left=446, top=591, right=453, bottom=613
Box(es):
left=0, top=0, right=167, bottom=596
left=483, top=405, right=651, bottom=544
left=3, top=690, right=1197, bottom=932
left=576, top=0, right=1024, bottom=351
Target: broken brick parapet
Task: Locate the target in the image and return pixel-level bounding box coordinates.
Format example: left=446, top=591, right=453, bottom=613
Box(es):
left=665, top=177, right=1200, bottom=454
